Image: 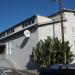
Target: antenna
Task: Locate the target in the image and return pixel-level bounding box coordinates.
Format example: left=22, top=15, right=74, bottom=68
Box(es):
left=24, top=30, right=30, bottom=37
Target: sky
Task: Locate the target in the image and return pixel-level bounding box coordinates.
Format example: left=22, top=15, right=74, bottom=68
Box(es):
left=0, top=0, right=75, bottom=32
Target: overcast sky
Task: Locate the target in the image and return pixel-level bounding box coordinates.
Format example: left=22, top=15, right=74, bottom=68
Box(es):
left=0, top=0, right=75, bottom=32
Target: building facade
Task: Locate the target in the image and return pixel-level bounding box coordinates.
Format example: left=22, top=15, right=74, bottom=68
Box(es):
left=0, top=9, right=75, bottom=70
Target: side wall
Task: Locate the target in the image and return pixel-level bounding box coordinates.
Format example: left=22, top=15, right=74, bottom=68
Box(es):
left=4, top=28, right=38, bottom=70
left=38, top=23, right=62, bottom=41
left=64, top=12, right=75, bottom=63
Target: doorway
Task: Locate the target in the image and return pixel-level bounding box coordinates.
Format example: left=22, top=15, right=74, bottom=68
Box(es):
left=0, top=44, right=6, bottom=60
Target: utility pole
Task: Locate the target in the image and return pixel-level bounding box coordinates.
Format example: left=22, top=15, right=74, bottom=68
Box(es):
left=52, top=0, right=66, bottom=64
left=52, top=0, right=64, bottom=42
left=59, top=0, right=64, bottom=43
left=59, top=0, right=66, bottom=64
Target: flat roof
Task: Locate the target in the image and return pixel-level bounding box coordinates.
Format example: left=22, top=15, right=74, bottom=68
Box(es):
left=0, top=9, right=75, bottom=35
left=49, top=9, right=75, bottom=17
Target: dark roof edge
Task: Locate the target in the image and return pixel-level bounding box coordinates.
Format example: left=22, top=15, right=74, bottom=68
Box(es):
left=0, top=15, right=37, bottom=34
left=49, top=9, right=75, bottom=17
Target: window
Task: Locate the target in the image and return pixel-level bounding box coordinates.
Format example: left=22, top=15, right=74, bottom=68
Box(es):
left=7, top=31, right=10, bottom=35
left=22, top=19, right=35, bottom=28
left=32, top=20, right=35, bottom=24
left=22, top=22, right=28, bottom=28
left=2, top=33, right=5, bottom=37
left=22, top=24, right=26, bottom=28
left=28, top=21, right=31, bottom=25
left=11, top=29, right=15, bottom=33
left=29, top=20, right=35, bottom=25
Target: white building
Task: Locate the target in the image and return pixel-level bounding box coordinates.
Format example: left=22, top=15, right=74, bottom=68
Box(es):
left=0, top=9, right=75, bottom=70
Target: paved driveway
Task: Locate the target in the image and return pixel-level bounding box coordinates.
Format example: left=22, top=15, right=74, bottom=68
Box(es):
left=0, top=67, right=27, bottom=75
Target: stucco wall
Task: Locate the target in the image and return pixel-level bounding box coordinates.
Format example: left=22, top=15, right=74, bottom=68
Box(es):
left=37, top=15, right=52, bottom=25
left=4, top=28, right=38, bottom=70
left=50, top=13, right=66, bottom=21
left=38, top=22, right=62, bottom=41
left=38, top=12, right=75, bottom=63
left=51, top=12, right=75, bottom=63
left=38, top=24, right=54, bottom=41
left=64, top=12, right=75, bottom=63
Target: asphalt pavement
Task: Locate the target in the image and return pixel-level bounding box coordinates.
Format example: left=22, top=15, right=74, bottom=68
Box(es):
left=0, top=67, right=27, bottom=75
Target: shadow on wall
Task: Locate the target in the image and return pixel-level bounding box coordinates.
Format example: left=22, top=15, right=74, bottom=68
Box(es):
left=20, top=37, right=29, bottom=49
left=26, top=55, right=39, bottom=70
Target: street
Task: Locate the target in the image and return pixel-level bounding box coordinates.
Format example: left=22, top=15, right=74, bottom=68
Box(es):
left=0, top=67, right=27, bottom=75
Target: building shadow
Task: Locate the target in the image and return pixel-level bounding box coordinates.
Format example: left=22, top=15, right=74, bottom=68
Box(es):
left=26, top=55, right=39, bottom=70
left=20, top=37, right=29, bottom=49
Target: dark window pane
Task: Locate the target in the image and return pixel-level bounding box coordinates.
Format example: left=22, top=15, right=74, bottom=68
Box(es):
left=32, top=20, right=35, bottom=23
left=29, top=21, right=31, bottom=25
